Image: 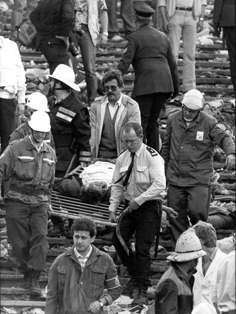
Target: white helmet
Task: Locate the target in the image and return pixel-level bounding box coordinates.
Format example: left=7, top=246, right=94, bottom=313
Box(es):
left=167, top=228, right=206, bottom=262
left=26, top=92, right=49, bottom=112
left=28, top=111, right=51, bottom=132
left=182, top=89, right=204, bottom=110
left=48, top=64, right=80, bottom=91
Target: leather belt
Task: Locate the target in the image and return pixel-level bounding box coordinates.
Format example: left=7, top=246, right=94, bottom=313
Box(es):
left=176, top=6, right=192, bottom=11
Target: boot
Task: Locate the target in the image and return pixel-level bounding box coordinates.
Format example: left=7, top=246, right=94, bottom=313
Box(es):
left=31, top=270, right=42, bottom=298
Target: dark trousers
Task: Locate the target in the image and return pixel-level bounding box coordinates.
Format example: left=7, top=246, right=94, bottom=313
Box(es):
left=105, top=0, right=119, bottom=35
left=113, top=200, right=162, bottom=288
left=120, top=0, right=136, bottom=34
left=5, top=200, right=49, bottom=272
left=0, top=98, right=17, bottom=153
left=74, top=28, right=97, bottom=103
left=224, top=27, right=236, bottom=98
left=39, top=38, right=70, bottom=74
left=167, top=184, right=211, bottom=244
left=135, top=93, right=171, bottom=152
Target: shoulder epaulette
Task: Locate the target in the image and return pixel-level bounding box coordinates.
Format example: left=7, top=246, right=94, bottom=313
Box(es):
left=146, top=146, right=158, bottom=157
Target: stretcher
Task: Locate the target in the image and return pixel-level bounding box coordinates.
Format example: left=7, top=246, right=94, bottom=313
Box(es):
left=50, top=190, right=121, bottom=227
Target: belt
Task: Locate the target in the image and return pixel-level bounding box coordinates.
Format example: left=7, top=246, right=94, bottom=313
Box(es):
left=176, top=6, right=192, bottom=11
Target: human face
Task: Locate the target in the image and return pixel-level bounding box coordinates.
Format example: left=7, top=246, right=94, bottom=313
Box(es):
left=123, top=129, right=143, bottom=153
left=104, top=79, right=121, bottom=104
left=185, top=258, right=198, bottom=277
left=24, top=106, right=36, bottom=119
left=31, top=130, right=47, bottom=143
left=182, top=105, right=200, bottom=122
left=73, top=230, right=95, bottom=254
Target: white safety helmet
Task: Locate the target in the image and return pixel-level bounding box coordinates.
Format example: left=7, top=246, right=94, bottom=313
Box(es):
left=48, top=64, right=80, bottom=91
left=26, top=91, right=49, bottom=112
left=28, top=111, right=51, bottom=132
left=182, top=89, right=204, bottom=110
left=191, top=302, right=217, bottom=314
left=167, top=228, right=206, bottom=262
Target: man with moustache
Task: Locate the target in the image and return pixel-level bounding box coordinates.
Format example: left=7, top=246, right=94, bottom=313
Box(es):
left=90, top=70, right=141, bottom=161
left=0, top=111, right=56, bottom=297
left=45, top=217, right=121, bottom=314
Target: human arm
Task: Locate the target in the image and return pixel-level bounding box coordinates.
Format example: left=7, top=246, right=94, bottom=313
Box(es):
left=127, top=98, right=141, bottom=124
left=60, top=0, right=75, bottom=36
left=99, top=0, right=108, bottom=44
left=197, top=1, right=207, bottom=33
left=0, top=146, right=14, bottom=203
left=155, top=279, right=179, bottom=314
left=161, top=117, right=172, bottom=173
left=109, top=158, right=124, bottom=219
left=14, top=42, right=26, bottom=107
left=166, top=40, right=179, bottom=97
left=117, top=37, right=136, bottom=74
left=45, top=260, right=60, bottom=314
left=89, top=102, right=98, bottom=159
left=158, top=0, right=169, bottom=33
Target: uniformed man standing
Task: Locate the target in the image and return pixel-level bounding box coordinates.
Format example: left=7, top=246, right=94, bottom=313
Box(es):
left=0, top=111, right=56, bottom=297
left=48, top=64, right=91, bottom=177
left=109, top=122, right=166, bottom=305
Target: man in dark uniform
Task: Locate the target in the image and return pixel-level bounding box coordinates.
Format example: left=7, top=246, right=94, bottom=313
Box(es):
left=118, top=2, right=178, bottom=152
left=0, top=111, right=56, bottom=297
left=48, top=64, right=91, bottom=177
left=109, top=122, right=166, bottom=304
left=213, top=0, right=236, bottom=98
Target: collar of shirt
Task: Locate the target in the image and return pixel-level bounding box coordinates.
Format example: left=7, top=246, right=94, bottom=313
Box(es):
left=74, top=245, right=93, bottom=266
left=28, top=136, right=47, bottom=152
left=135, top=143, right=145, bottom=157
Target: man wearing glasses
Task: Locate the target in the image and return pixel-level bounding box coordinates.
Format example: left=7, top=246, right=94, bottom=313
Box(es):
left=90, top=70, right=141, bottom=161
left=161, top=89, right=235, bottom=245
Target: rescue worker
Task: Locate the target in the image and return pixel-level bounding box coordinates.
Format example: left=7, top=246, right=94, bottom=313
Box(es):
left=162, top=89, right=235, bottom=244
left=0, top=111, right=56, bottom=297
left=155, top=228, right=206, bottom=314
left=48, top=64, right=91, bottom=177
left=109, top=122, right=166, bottom=304
left=45, top=217, right=121, bottom=314
left=9, top=91, right=54, bottom=147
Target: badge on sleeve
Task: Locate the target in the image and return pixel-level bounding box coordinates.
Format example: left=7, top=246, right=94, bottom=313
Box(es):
left=196, top=131, right=204, bottom=141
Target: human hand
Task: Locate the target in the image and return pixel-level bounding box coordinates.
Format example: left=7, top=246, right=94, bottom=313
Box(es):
left=100, top=32, right=108, bottom=44
left=125, top=200, right=139, bottom=214
left=197, top=19, right=204, bottom=33
left=226, top=154, right=235, bottom=170
left=88, top=300, right=102, bottom=313
left=162, top=205, right=178, bottom=219
left=109, top=211, right=117, bottom=222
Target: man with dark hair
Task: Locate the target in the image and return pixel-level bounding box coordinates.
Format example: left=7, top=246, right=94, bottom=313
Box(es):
left=192, top=221, right=227, bottom=311
left=90, top=70, right=141, bottom=160
left=0, top=111, right=56, bottom=298
left=45, top=217, right=121, bottom=314
left=109, top=122, right=166, bottom=304
left=118, top=2, right=178, bottom=152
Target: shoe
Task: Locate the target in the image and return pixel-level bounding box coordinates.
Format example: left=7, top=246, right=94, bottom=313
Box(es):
left=132, top=288, right=147, bottom=305
left=122, top=278, right=138, bottom=297
left=110, top=34, right=124, bottom=42
left=31, top=270, right=42, bottom=297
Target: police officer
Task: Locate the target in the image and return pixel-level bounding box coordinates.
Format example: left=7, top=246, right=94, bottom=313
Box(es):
left=0, top=111, right=56, bottom=297
left=109, top=122, right=166, bottom=305
left=48, top=64, right=91, bottom=177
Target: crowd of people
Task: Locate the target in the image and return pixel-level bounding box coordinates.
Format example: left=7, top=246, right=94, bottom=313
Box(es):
left=0, top=0, right=235, bottom=313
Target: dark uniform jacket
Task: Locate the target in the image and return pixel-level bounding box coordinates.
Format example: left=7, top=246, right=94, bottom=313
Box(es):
left=49, top=92, right=91, bottom=175
left=30, top=0, right=74, bottom=39
left=45, top=245, right=121, bottom=314
left=162, top=111, right=235, bottom=187
left=213, top=0, right=235, bottom=28
left=118, top=25, right=178, bottom=98
left=0, top=136, right=56, bottom=204
left=155, top=264, right=194, bottom=314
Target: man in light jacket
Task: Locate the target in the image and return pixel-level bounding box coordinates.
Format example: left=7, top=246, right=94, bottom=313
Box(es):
left=90, top=70, right=141, bottom=160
